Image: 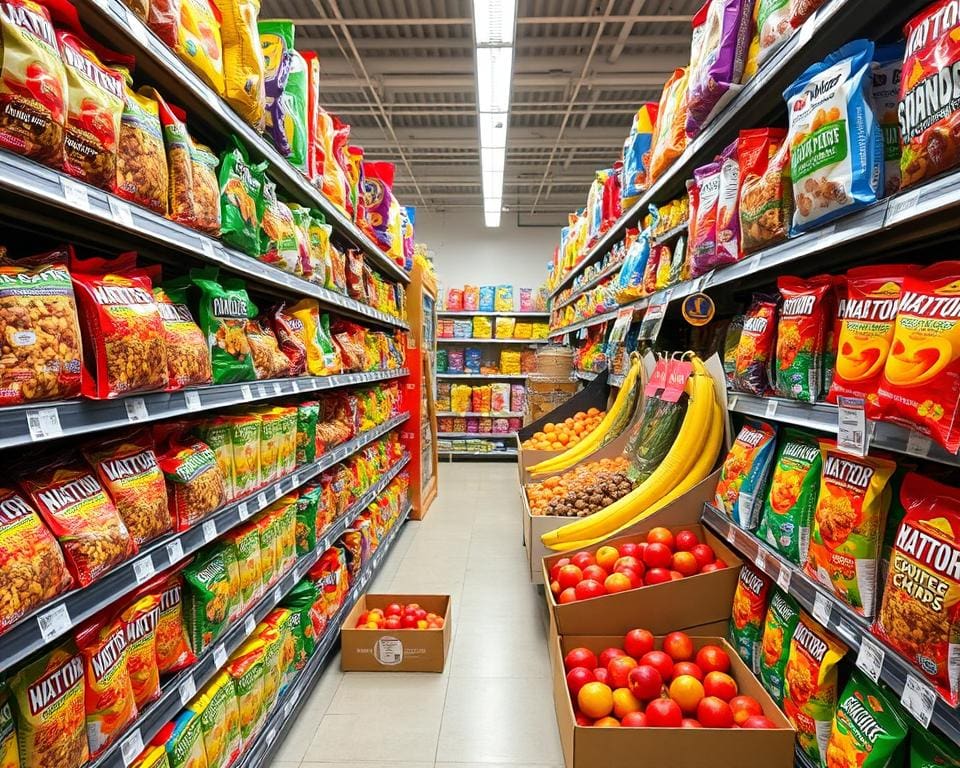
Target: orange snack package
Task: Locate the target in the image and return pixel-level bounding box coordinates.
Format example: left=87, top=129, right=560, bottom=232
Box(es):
left=647, top=67, right=689, bottom=185
left=155, top=570, right=196, bottom=674
left=120, top=590, right=162, bottom=709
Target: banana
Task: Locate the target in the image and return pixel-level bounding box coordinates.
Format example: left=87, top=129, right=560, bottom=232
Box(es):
left=541, top=357, right=715, bottom=548
left=528, top=354, right=641, bottom=476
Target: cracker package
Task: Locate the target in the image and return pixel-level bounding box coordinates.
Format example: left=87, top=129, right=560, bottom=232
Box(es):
left=759, top=588, right=801, bottom=706
left=715, top=418, right=777, bottom=529
left=729, top=563, right=771, bottom=675
left=775, top=274, right=832, bottom=402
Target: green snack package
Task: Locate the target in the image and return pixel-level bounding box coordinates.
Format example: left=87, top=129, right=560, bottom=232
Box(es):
left=307, top=213, right=331, bottom=287
left=758, top=588, right=800, bottom=706
left=195, top=418, right=235, bottom=503
left=282, top=580, right=318, bottom=669
left=729, top=564, right=771, bottom=674
left=296, top=485, right=322, bottom=555
left=218, top=138, right=262, bottom=257
left=297, top=402, right=319, bottom=465
left=183, top=548, right=233, bottom=653
left=156, top=710, right=205, bottom=768
left=225, top=639, right=265, bottom=744
left=223, top=524, right=261, bottom=612
left=910, top=727, right=960, bottom=767
left=757, top=428, right=822, bottom=565
left=258, top=178, right=302, bottom=275
left=190, top=268, right=256, bottom=383
left=317, top=313, right=340, bottom=371
left=825, top=671, right=908, bottom=768
left=285, top=50, right=309, bottom=173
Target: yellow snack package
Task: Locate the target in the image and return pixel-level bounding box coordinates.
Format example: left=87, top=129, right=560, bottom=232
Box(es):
left=188, top=673, right=241, bottom=768
left=288, top=299, right=340, bottom=376
left=472, top=316, right=493, bottom=339
left=499, top=350, right=521, bottom=375
left=226, top=638, right=266, bottom=744
left=494, top=317, right=516, bottom=339
left=219, top=0, right=265, bottom=129
left=176, top=0, right=225, bottom=96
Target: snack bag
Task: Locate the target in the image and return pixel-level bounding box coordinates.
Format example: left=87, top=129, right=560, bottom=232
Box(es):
left=195, top=418, right=234, bottom=502
left=0, top=0, right=67, bottom=167
left=0, top=486, right=72, bottom=633
left=272, top=302, right=307, bottom=375
left=757, top=428, right=821, bottom=564
left=218, top=138, right=261, bottom=257
left=784, top=39, right=882, bottom=233
left=120, top=590, right=162, bottom=709
left=227, top=414, right=260, bottom=497
left=738, top=127, right=790, bottom=253
left=877, top=262, right=960, bottom=454
left=806, top=440, right=895, bottom=617
left=223, top=524, right=261, bottom=610
left=190, top=269, right=256, bottom=383
left=0, top=251, right=83, bottom=406
left=154, top=710, right=207, bottom=768
left=76, top=614, right=138, bottom=756
left=20, top=455, right=136, bottom=586
left=874, top=473, right=960, bottom=704
left=156, top=434, right=226, bottom=530
left=284, top=50, right=309, bottom=172
left=151, top=92, right=208, bottom=231
left=620, top=103, right=658, bottom=202
left=689, top=161, right=721, bottom=276
left=715, top=419, right=777, bottom=530
left=258, top=20, right=293, bottom=157
left=259, top=179, right=302, bottom=275
left=362, top=161, right=396, bottom=253
left=825, top=672, right=909, bottom=768
left=775, top=274, right=832, bottom=402
left=131, top=745, right=169, bottom=768
left=188, top=673, right=240, bottom=768
left=911, top=728, right=960, bottom=767
left=183, top=548, right=233, bottom=652
left=495, top=285, right=514, bottom=312
left=870, top=44, right=904, bottom=197
left=226, top=639, right=264, bottom=743
left=307, top=213, right=332, bottom=287
left=648, top=67, right=689, bottom=184
left=246, top=316, right=291, bottom=380
left=715, top=139, right=742, bottom=266
left=478, top=286, right=494, bottom=312
left=289, top=299, right=340, bottom=375
left=733, top=292, right=779, bottom=395
left=0, top=687, right=18, bottom=768
left=155, top=571, right=195, bottom=674
left=759, top=588, right=801, bottom=706
left=729, top=564, right=771, bottom=674
left=827, top=265, right=906, bottom=419
left=743, top=0, right=794, bottom=80
left=783, top=614, right=847, bottom=767
left=176, top=0, right=224, bottom=96
left=153, top=282, right=213, bottom=389
left=316, top=108, right=349, bottom=212
left=83, top=429, right=172, bottom=546
left=8, top=643, right=87, bottom=768
left=219, top=0, right=265, bottom=129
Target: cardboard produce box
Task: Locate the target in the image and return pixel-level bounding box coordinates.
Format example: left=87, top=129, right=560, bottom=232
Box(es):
left=341, top=594, right=452, bottom=672
left=552, top=635, right=795, bottom=768
left=542, top=524, right=742, bottom=636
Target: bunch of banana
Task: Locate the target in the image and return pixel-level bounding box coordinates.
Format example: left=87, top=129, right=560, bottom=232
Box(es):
left=528, top=354, right=643, bottom=478
left=541, top=356, right=721, bottom=551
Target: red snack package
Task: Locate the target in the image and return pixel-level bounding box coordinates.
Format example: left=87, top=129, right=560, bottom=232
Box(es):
left=20, top=455, right=137, bottom=586
left=154, top=569, right=196, bottom=673
left=120, top=588, right=162, bottom=709
left=70, top=251, right=168, bottom=398
left=272, top=302, right=307, bottom=376
left=733, top=292, right=779, bottom=395
left=774, top=275, right=832, bottom=403
left=346, top=249, right=365, bottom=300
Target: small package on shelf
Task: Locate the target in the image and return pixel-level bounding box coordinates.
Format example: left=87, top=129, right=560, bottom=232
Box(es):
left=438, top=318, right=454, bottom=337
left=465, top=417, right=479, bottom=433
left=436, top=349, right=448, bottom=372
left=470, top=386, right=486, bottom=413
left=519, top=287, right=534, bottom=312
left=495, top=285, right=513, bottom=311
left=438, top=417, right=454, bottom=432
left=451, top=384, right=471, bottom=412
left=500, top=349, right=521, bottom=375
left=452, top=417, right=467, bottom=433
left=494, top=316, right=516, bottom=338
left=510, top=384, right=526, bottom=412
left=532, top=322, right=549, bottom=339
left=479, top=417, right=493, bottom=433
left=453, top=319, right=472, bottom=338
left=521, top=349, right=537, bottom=373
left=490, top=382, right=510, bottom=412
left=436, top=382, right=452, bottom=410
left=465, top=347, right=482, bottom=373
left=447, top=348, right=465, bottom=373
left=463, top=285, right=479, bottom=310
left=472, top=316, right=493, bottom=339
left=508, top=417, right=522, bottom=431
left=446, top=288, right=463, bottom=311
left=492, top=418, right=510, bottom=434
left=479, top=285, right=495, bottom=311
left=514, top=322, right=532, bottom=339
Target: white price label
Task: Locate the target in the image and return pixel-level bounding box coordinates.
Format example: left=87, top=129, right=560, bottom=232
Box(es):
left=133, top=555, right=155, bottom=585
left=213, top=644, right=227, bottom=669
left=240, top=384, right=253, bottom=402
left=753, top=550, right=766, bottom=571
left=258, top=492, right=268, bottom=508
left=124, top=397, right=149, bottom=422
left=885, top=190, right=920, bottom=225
left=199, top=238, right=215, bottom=257
left=108, top=197, right=134, bottom=227
left=202, top=520, right=217, bottom=542
left=855, top=637, right=885, bottom=683
left=266, top=728, right=277, bottom=746
left=272, top=382, right=282, bottom=396
left=837, top=397, right=868, bottom=457
left=25, top=408, right=63, bottom=441
left=178, top=675, right=196, bottom=705
left=37, top=603, right=71, bottom=642
left=238, top=501, right=250, bottom=520
left=119, top=729, right=143, bottom=767
left=905, top=430, right=933, bottom=458
left=812, top=592, right=833, bottom=627
left=244, top=614, right=256, bottom=635
left=166, top=539, right=184, bottom=563
left=183, top=390, right=202, bottom=411
left=901, top=675, right=936, bottom=727
left=776, top=566, right=792, bottom=593
left=61, top=177, right=90, bottom=211
left=764, top=400, right=778, bottom=418
left=291, top=380, right=300, bottom=392
left=273, top=585, right=283, bottom=604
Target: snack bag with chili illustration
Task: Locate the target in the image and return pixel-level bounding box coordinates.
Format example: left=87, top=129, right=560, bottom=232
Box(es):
left=0, top=0, right=67, bottom=167
left=715, top=418, right=777, bottom=530
left=775, top=274, right=832, bottom=402
left=120, top=589, right=162, bottom=709
left=806, top=440, right=895, bottom=617
left=759, top=588, right=801, bottom=706
left=155, top=570, right=196, bottom=674
left=877, top=261, right=960, bottom=454
left=757, top=427, right=821, bottom=565
left=827, top=265, right=907, bottom=419
left=783, top=613, right=847, bottom=767
left=76, top=613, right=138, bottom=755
left=874, top=472, right=960, bottom=705
left=825, top=671, right=909, bottom=768
left=190, top=268, right=256, bottom=384
left=729, top=563, right=771, bottom=674
left=733, top=292, right=779, bottom=395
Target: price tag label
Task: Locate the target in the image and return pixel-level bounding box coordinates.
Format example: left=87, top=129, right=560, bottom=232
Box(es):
left=291, top=380, right=300, bottom=393
left=166, top=539, right=184, bottom=564
left=240, top=384, right=253, bottom=402
left=119, top=729, right=143, bottom=767
left=133, top=555, right=155, bottom=585
left=837, top=397, right=869, bottom=457
left=244, top=615, right=256, bottom=635
left=108, top=197, right=134, bottom=227
left=178, top=675, right=196, bottom=706
left=257, top=492, right=268, bottom=508
left=273, top=585, right=283, bottom=604
left=199, top=238, right=216, bottom=257
left=183, top=390, right=202, bottom=411
left=61, top=177, right=90, bottom=211
left=901, top=675, right=936, bottom=727
left=37, top=603, right=71, bottom=642
left=765, top=400, right=778, bottom=418
left=213, top=644, right=227, bottom=669
left=885, top=190, right=920, bottom=225
left=26, top=408, right=63, bottom=441
left=855, top=637, right=885, bottom=683
left=905, top=430, right=933, bottom=458
left=202, top=520, right=217, bottom=542
left=272, top=382, right=283, bottom=396
left=812, top=592, right=833, bottom=627
left=238, top=501, right=250, bottom=520
left=124, top=397, right=149, bottom=422
left=776, top=566, right=792, bottom=593
left=753, top=550, right=766, bottom=571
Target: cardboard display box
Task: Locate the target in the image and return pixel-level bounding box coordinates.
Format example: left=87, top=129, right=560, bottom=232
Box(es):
left=340, top=594, right=452, bottom=672
left=552, top=634, right=795, bottom=768
left=542, top=523, right=742, bottom=636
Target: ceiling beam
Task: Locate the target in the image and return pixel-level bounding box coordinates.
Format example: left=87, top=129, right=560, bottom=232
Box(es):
left=294, top=15, right=691, bottom=27
left=609, top=0, right=651, bottom=63
left=318, top=73, right=671, bottom=90
left=297, top=33, right=692, bottom=51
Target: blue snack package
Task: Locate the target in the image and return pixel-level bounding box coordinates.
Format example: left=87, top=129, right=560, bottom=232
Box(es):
left=465, top=347, right=482, bottom=373
left=715, top=419, right=778, bottom=530
left=479, top=286, right=495, bottom=311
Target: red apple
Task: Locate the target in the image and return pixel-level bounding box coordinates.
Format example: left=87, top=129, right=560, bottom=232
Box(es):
left=623, top=628, right=655, bottom=659
left=559, top=587, right=577, bottom=604
left=675, top=530, right=700, bottom=552
left=564, top=647, right=598, bottom=671
left=619, top=567, right=642, bottom=588
left=593, top=667, right=610, bottom=685
left=662, top=631, right=694, bottom=662
left=384, top=603, right=403, bottom=617
left=645, top=697, right=683, bottom=727
left=557, top=564, right=584, bottom=590
left=672, top=662, right=703, bottom=681
left=742, top=715, right=778, bottom=729
left=627, top=665, right=662, bottom=701
left=714, top=558, right=728, bottom=569
left=680, top=718, right=703, bottom=728
left=582, top=564, right=609, bottom=583
left=730, top=695, right=764, bottom=726
left=607, top=656, right=638, bottom=688
left=571, top=551, right=596, bottom=570
left=401, top=614, right=418, bottom=628
left=566, top=667, right=596, bottom=696
left=642, top=542, right=673, bottom=569
left=549, top=557, right=571, bottom=582
left=704, top=671, right=738, bottom=702
left=575, top=579, right=606, bottom=600
left=614, top=556, right=642, bottom=574
left=671, top=551, right=699, bottom=577
left=384, top=617, right=401, bottom=630
left=696, top=645, right=731, bottom=674
left=620, top=711, right=647, bottom=727
left=639, top=651, right=674, bottom=682
left=644, top=567, right=672, bottom=585
left=618, top=542, right=641, bottom=559
left=690, top=543, right=716, bottom=569
left=646, top=527, right=675, bottom=550
left=574, top=709, right=594, bottom=726
left=604, top=572, right=632, bottom=593
left=700, top=563, right=722, bottom=573
left=598, top=647, right=627, bottom=669
left=697, top=696, right=734, bottom=728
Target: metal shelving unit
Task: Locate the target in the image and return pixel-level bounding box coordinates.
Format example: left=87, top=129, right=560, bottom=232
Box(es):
left=437, top=311, right=550, bottom=318
left=436, top=411, right=523, bottom=418
left=439, top=449, right=518, bottom=459
left=438, top=431, right=516, bottom=439
left=437, top=373, right=529, bottom=380
left=437, top=337, right=550, bottom=345
left=552, top=259, right=625, bottom=311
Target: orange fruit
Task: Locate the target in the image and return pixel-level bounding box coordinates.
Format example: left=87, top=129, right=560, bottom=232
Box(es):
left=588, top=407, right=600, bottom=416
left=544, top=423, right=556, bottom=434
left=594, top=716, right=621, bottom=727
left=578, top=682, right=614, bottom=719
left=669, top=675, right=705, bottom=715
left=612, top=688, right=642, bottom=718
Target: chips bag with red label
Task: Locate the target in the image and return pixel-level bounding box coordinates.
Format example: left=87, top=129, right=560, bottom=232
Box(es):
left=120, top=590, right=162, bottom=709
left=877, top=261, right=960, bottom=454
left=733, top=292, right=779, bottom=395
left=155, top=570, right=196, bottom=674
left=775, top=275, right=832, bottom=403
left=729, top=563, right=771, bottom=675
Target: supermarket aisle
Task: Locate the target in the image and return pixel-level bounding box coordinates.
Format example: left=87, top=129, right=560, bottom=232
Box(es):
left=271, top=462, right=563, bottom=768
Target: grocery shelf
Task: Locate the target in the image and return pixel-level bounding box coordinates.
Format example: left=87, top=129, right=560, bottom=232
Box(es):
left=701, top=503, right=959, bottom=741
left=0, top=412, right=409, bottom=675
left=69, top=0, right=408, bottom=284
left=436, top=411, right=524, bottom=418
left=552, top=259, right=624, bottom=311
left=437, top=337, right=550, bottom=345
left=651, top=222, right=688, bottom=245
left=437, top=311, right=550, bottom=318
left=89, top=455, right=410, bottom=768
left=547, top=0, right=910, bottom=298
left=436, top=373, right=529, bottom=380
left=726, top=392, right=960, bottom=467
left=438, top=431, right=517, bottom=438
left=548, top=307, right=625, bottom=339
left=232, top=501, right=413, bottom=768
left=440, top=449, right=518, bottom=459
left=0, top=368, right=409, bottom=450
left=0, top=152, right=409, bottom=330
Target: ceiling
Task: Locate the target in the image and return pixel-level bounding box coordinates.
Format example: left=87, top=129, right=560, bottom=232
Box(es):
left=260, top=0, right=699, bottom=224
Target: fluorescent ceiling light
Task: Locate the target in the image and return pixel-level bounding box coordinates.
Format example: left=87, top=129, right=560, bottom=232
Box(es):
left=482, top=169, right=504, bottom=199
left=475, top=46, right=513, bottom=113
left=473, top=0, right=516, bottom=46
left=479, top=112, right=507, bottom=149
left=481, top=146, right=505, bottom=173
left=484, top=209, right=502, bottom=227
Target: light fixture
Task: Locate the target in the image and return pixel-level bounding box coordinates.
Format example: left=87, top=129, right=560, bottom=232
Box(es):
left=484, top=209, right=502, bottom=227
left=473, top=0, right=516, bottom=46
left=478, top=113, right=508, bottom=149
left=475, top=47, right=513, bottom=113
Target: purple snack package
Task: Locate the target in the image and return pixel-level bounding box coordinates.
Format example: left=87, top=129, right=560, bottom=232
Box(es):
left=689, top=161, right=721, bottom=277
left=259, top=20, right=294, bottom=156
left=685, top=0, right=753, bottom=138
left=715, top=139, right=742, bottom=267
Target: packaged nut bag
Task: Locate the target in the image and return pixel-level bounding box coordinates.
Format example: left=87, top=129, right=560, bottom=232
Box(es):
left=188, top=267, right=256, bottom=384
left=116, top=74, right=168, bottom=215
left=155, top=425, right=226, bottom=530
left=151, top=274, right=212, bottom=390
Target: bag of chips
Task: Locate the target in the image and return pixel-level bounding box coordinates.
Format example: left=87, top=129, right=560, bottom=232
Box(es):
left=219, top=0, right=265, bottom=129
left=222, top=523, right=261, bottom=611
left=183, top=547, right=233, bottom=653
left=621, top=103, right=658, bottom=203
left=785, top=39, right=882, bottom=233
left=120, top=589, right=162, bottom=709
left=155, top=570, right=195, bottom=674
left=246, top=315, right=291, bottom=380
left=775, top=275, right=832, bottom=402
left=733, top=292, right=779, bottom=395
left=738, top=127, right=790, bottom=253
left=689, top=161, right=721, bottom=277
left=825, top=671, right=909, bottom=768
left=870, top=44, right=905, bottom=198
left=175, top=0, right=224, bottom=96
left=153, top=279, right=213, bottom=390
left=131, top=745, right=169, bottom=768
left=194, top=418, right=234, bottom=502
left=315, top=107, right=349, bottom=213
left=729, top=564, right=771, bottom=674
left=219, top=138, right=262, bottom=257
left=271, top=302, right=307, bottom=376
left=911, top=728, right=960, bottom=767
left=307, top=213, right=332, bottom=287
left=296, top=402, right=319, bottom=465
left=258, top=20, right=293, bottom=157
left=189, top=268, right=256, bottom=383
left=189, top=141, right=221, bottom=236
left=259, top=179, right=303, bottom=275
left=759, top=588, right=800, bottom=706
left=806, top=440, right=895, bottom=617
left=715, top=419, right=777, bottom=530
left=187, top=674, right=237, bottom=768
left=289, top=299, right=340, bottom=375
left=362, top=161, right=397, bottom=253
left=743, top=0, right=794, bottom=81
left=226, top=414, right=260, bottom=498
left=226, top=638, right=265, bottom=743
left=648, top=67, right=689, bottom=184
left=284, top=49, right=308, bottom=172
left=153, top=710, right=207, bottom=768
left=156, top=433, right=226, bottom=530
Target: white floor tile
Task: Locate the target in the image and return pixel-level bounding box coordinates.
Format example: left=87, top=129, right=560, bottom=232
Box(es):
left=305, top=712, right=441, bottom=762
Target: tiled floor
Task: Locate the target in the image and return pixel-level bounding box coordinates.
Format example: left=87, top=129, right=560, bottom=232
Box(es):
left=269, top=462, right=562, bottom=768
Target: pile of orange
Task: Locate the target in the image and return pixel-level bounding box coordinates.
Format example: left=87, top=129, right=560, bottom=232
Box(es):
left=521, top=408, right=605, bottom=451
left=525, top=456, right=631, bottom=516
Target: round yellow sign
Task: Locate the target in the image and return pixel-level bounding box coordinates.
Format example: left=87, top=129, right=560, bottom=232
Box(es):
left=682, top=293, right=715, bottom=326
